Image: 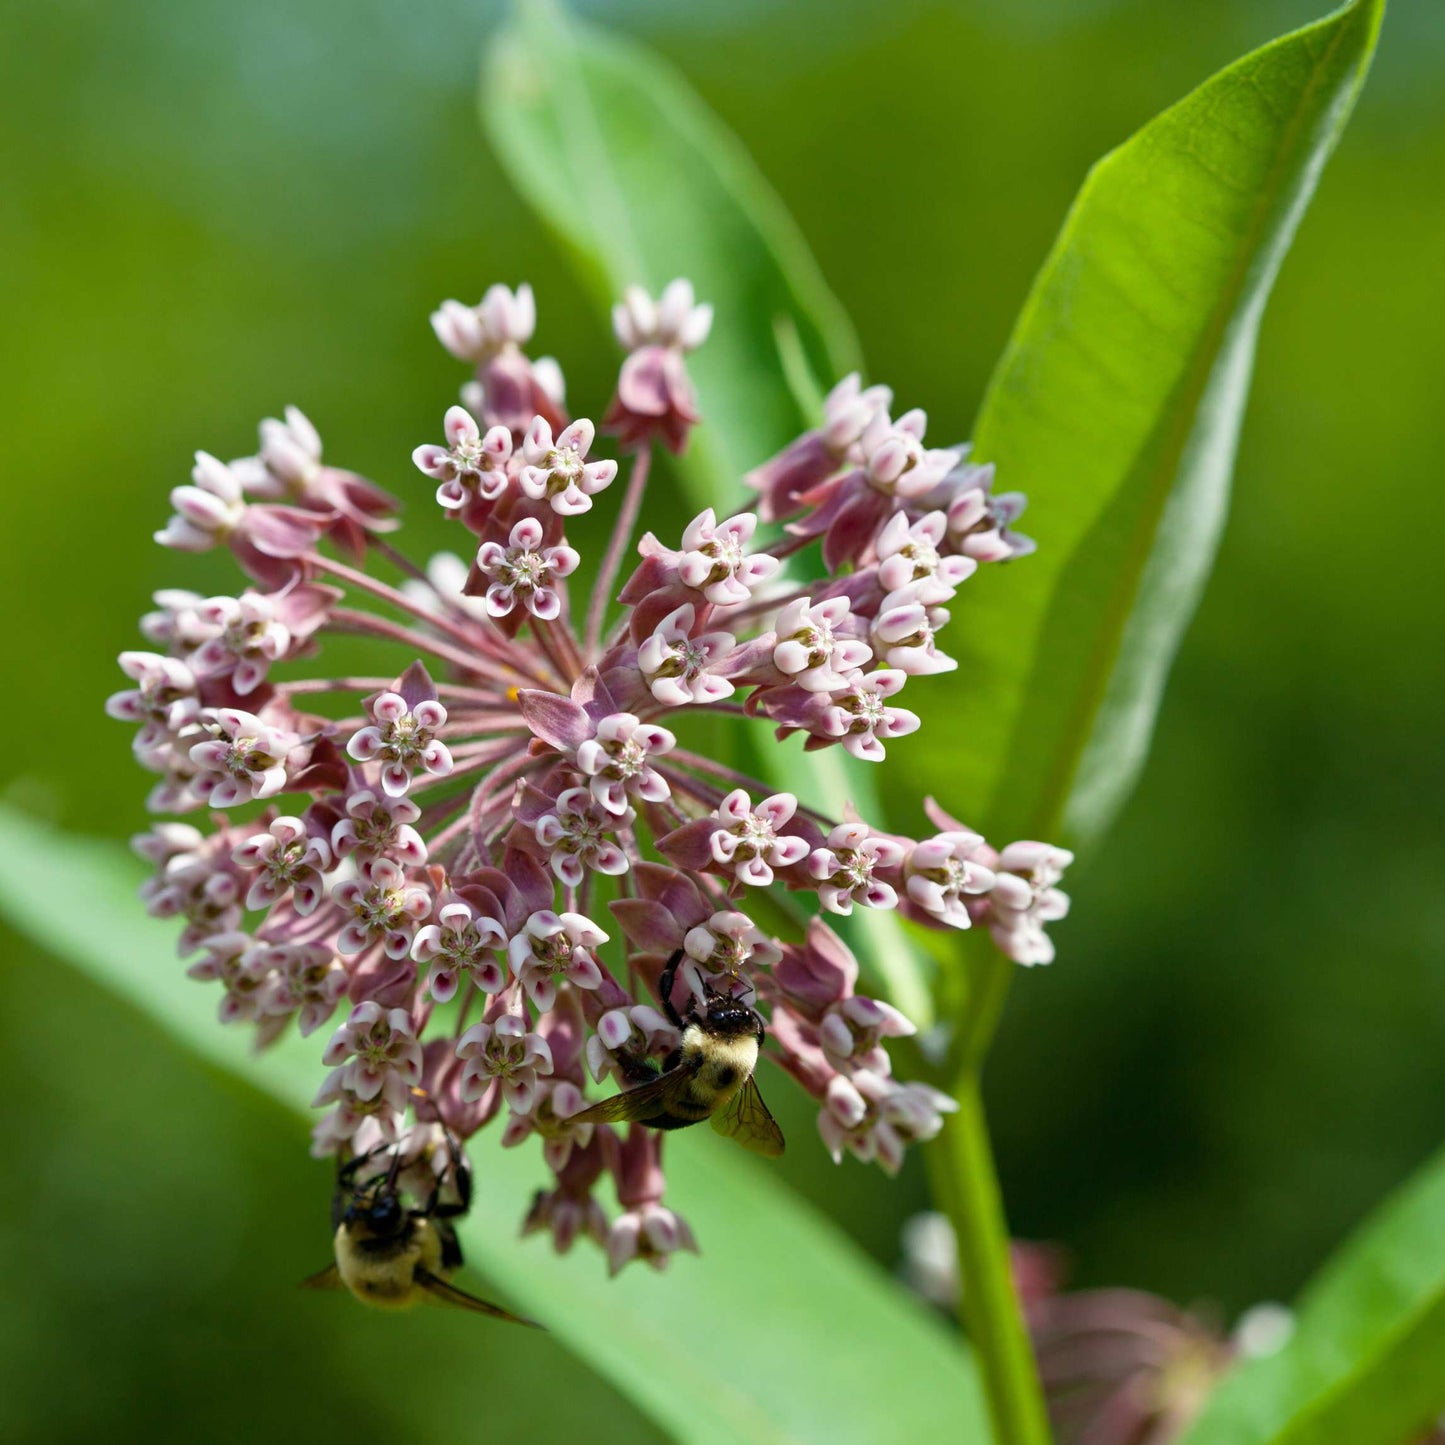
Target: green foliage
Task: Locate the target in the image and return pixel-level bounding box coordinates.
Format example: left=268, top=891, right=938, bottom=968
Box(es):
left=0, top=807, right=985, bottom=1445
left=918, top=0, right=1385, bottom=852
left=1180, top=1141, right=1445, bottom=1444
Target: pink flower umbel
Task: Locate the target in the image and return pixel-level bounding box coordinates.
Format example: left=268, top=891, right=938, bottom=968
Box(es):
left=110, top=276, right=1074, bottom=1273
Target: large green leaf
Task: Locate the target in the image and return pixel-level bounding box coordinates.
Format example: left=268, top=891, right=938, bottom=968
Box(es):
left=1179, top=1144, right=1445, bottom=1445
left=0, top=807, right=984, bottom=1445
left=482, top=0, right=859, bottom=501
left=921, top=0, right=1384, bottom=850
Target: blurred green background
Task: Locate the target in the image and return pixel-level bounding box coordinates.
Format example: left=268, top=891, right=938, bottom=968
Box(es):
left=2, top=0, right=1441, bottom=1438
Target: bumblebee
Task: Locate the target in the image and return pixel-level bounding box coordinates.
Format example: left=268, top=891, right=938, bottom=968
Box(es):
left=572, top=949, right=785, bottom=1156
left=302, top=1118, right=540, bottom=1325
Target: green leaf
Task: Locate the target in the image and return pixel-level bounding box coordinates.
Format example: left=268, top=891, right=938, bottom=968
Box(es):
left=1179, top=1143, right=1445, bottom=1445
left=921, top=0, right=1384, bottom=850
left=481, top=0, right=860, bottom=502
left=0, top=806, right=985, bottom=1445
left=482, top=0, right=934, bottom=1027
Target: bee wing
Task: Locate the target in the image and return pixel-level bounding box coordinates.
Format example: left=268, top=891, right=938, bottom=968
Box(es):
left=710, top=1076, right=786, bottom=1157
left=414, top=1268, right=544, bottom=1328
left=570, top=1066, right=689, bottom=1126
left=298, top=1263, right=344, bottom=1291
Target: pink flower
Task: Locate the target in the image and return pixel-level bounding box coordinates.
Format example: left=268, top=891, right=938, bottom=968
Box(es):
left=905, top=830, right=997, bottom=930
left=522, top=1140, right=610, bottom=1253
left=605, top=281, right=711, bottom=453
left=943, top=461, right=1036, bottom=563
left=820, top=670, right=920, bottom=762
left=584, top=1005, right=679, bottom=1083
left=636, top=605, right=735, bottom=707
left=532, top=787, right=631, bottom=888
left=346, top=691, right=453, bottom=797
left=980, top=841, right=1074, bottom=966
left=318, top=1001, right=424, bottom=1111
left=861, top=409, right=960, bottom=501
left=819, top=995, right=915, bottom=1073
left=817, top=1071, right=955, bottom=1176
left=473, top=517, right=580, bottom=621
left=237, top=406, right=327, bottom=500
left=876, top=510, right=977, bottom=602
left=188, top=707, right=296, bottom=806
left=106, top=651, right=200, bottom=750
left=745, top=372, right=893, bottom=521
left=430, top=282, right=537, bottom=362
left=507, top=911, right=608, bottom=1012
left=457, top=1015, right=554, bottom=1113
left=138, top=588, right=204, bottom=648
left=413, top=406, right=513, bottom=511
left=604, top=1124, right=699, bottom=1274
left=607, top=1202, right=700, bottom=1276
left=519, top=417, right=617, bottom=515
left=503, top=1077, right=595, bottom=1170
left=611, top=279, right=713, bottom=352
left=181, top=588, right=331, bottom=695
left=155, top=451, right=247, bottom=551
left=575, top=713, right=675, bottom=815
left=808, top=822, right=905, bottom=914
left=137, top=830, right=242, bottom=956
left=332, top=857, right=432, bottom=959
left=773, top=597, right=873, bottom=692
left=185, top=931, right=270, bottom=1024
left=705, top=789, right=810, bottom=887
left=676, top=509, right=779, bottom=606
left=682, top=909, right=782, bottom=980
left=235, top=405, right=402, bottom=541
left=412, top=898, right=508, bottom=1001
left=330, top=788, right=428, bottom=868
left=231, top=815, right=332, bottom=914
left=254, top=941, right=346, bottom=1036
left=870, top=592, right=957, bottom=675
left=309, top=1094, right=405, bottom=1157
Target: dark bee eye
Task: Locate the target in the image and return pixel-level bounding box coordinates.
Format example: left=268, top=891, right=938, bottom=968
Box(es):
left=371, top=1195, right=400, bottom=1228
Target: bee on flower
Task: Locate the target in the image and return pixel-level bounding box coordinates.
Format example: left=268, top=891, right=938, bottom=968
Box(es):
left=111, top=276, right=1069, bottom=1280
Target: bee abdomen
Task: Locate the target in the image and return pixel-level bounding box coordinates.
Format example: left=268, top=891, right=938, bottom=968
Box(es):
left=648, top=1087, right=717, bottom=1130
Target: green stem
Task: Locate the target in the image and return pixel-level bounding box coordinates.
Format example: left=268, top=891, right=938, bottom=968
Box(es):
left=928, top=1069, right=1052, bottom=1445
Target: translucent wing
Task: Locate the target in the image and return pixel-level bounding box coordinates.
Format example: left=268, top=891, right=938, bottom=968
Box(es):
left=298, top=1263, right=343, bottom=1291
left=711, top=1076, right=786, bottom=1157
left=414, top=1268, right=543, bottom=1328
left=570, top=1066, right=689, bottom=1126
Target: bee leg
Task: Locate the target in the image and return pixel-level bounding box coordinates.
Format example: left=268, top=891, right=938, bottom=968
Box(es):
left=657, top=948, right=686, bottom=1030
left=337, top=1143, right=385, bottom=1187
left=411, top=1124, right=473, bottom=1223
left=433, top=1217, right=465, bottom=1273
left=427, top=1150, right=473, bottom=1221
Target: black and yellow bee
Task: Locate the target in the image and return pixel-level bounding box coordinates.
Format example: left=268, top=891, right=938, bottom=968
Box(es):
left=302, top=1117, right=540, bottom=1325
left=572, top=949, right=785, bottom=1156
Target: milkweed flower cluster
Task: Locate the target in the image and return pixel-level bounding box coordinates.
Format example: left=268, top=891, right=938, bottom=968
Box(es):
left=110, top=277, right=1073, bottom=1273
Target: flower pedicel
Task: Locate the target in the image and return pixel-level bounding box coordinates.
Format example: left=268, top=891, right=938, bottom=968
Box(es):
left=109, top=277, right=1074, bottom=1278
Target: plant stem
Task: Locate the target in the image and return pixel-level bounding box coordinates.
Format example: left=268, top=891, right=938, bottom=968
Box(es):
left=929, top=1070, right=1052, bottom=1445
left=585, top=446, right=650, bottom=658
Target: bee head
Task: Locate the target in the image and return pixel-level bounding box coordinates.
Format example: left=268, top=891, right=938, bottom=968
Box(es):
left=344, top=1178, right=408, bottom=1240
left=702, top=989, right=766, bottom=1044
